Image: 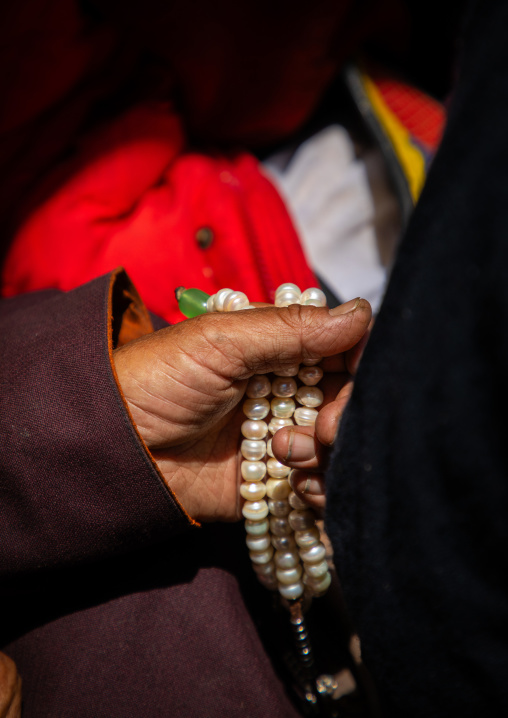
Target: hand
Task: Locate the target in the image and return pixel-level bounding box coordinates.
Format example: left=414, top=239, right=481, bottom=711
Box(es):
left=114, top=298, right=371, bottom=522
left=0, top=653, right=21, bottom=718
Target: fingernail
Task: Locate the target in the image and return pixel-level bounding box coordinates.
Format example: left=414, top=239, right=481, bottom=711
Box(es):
left=285, top=430, right=316, bottom=462
left=329, top=297, right=361, bottom=316
left=290, top=474, right=325, bottom=497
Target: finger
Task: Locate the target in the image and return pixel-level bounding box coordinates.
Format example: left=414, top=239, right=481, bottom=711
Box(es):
left=271, top=374, right=353, bottom=464
left=289, top=470, right=326, bottom=511
left=320, top=337, right=367, bottom=375
left=175, top=297, right=372, bottom=381
left=345, top=317, right=374, bottom=375
left=271, top=426, right=327, bottom=470
left=315, top=379, right=354, bottom=446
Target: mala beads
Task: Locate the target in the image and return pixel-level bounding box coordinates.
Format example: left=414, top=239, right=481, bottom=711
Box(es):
left=175, top=283, right=341, bottom=710
left=204, top=283, right=332, bottom=603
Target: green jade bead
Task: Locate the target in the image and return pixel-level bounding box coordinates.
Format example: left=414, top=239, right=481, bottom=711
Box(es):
left=175, top=287, right=211, bottom=318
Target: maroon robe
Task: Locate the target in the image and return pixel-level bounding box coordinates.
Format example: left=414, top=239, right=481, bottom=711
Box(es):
left=0, top=270, right=312, bottom=716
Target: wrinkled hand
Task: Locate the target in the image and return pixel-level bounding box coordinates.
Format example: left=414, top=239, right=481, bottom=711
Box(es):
left=114, top=299, right=371, bottom=522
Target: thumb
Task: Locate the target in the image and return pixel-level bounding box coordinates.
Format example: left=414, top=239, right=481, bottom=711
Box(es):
left=177, top=297, right=372, bottom=381
left=114, top=298, right=371, bottom=448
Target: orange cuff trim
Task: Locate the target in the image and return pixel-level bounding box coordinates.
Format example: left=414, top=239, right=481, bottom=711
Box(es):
left=106, top=268, right=199, bottom=528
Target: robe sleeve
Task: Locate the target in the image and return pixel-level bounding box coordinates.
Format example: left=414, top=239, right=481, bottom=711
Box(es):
left=0, top=269, right=193, bottom=584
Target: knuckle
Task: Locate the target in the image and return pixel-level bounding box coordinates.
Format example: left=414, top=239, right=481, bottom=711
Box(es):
left=276, top=305, right=317, bottom=344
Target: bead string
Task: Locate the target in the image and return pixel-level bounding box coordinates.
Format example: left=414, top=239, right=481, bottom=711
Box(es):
left=205, top=283, right=332, bottom=604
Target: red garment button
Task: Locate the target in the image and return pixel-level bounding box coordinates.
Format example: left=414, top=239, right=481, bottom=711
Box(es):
left=195, top=227, right=214, bottom=249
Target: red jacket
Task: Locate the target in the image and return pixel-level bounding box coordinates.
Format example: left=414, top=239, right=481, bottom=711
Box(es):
left=0, top=1, right=443, bottom=323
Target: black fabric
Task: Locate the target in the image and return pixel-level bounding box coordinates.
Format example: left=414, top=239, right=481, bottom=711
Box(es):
left=326, top=1, right=508, bottom=715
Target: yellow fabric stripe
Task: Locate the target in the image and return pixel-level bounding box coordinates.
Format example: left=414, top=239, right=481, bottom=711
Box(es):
left=361, top=73, right=426, bottom=204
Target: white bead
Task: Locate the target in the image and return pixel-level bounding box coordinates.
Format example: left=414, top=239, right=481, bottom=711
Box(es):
left=275, top=291, right=301, bottom=307
left=269, top=516, right=292, bottom=536
left=241, top=461, right=266, bottom=482
left=243, top=397, right=270, bottom=420
left=299, top=287, right=327, bottom=307
left=224, top=291, right=250, bottom=312
left=299, top=543, right=326, bottom=564
left=275, top=283, right=301, bottom=296
left=294, top=527, right=321, bottom=548
left=274, top=549, right=300, bottom=569
left=246, top=532, right=271, bottom=552
left=268, top=499, right=291, bottom=517
left=266, top=438, right=274, bottom=458
left=242, top=500, right=269, bottom=521
left=266, top=478, right=291, bottom=500
left=267, top=458, right=291, bottom=478
left=239, top=305, right=257, bottom=311
left=295, top=386, right=323, bottom=408
left=304, top=571, right=331, bottom=595
left=276, top=564, right=303, bottom=585
left=273, top=366, right=299, bottom=377
left=206, top=294, right=216, bottom=313
left=271, top=377, right=297, bottom=398
left=289, top=491, right=309, bottom=510
left=246, top=375, right=271, bottom=399
left=278, top=581, right=304, bottom=600
left=289, top=509, right=317, bottom=531
left=241, top=439, right=266, bottom=462
left=268, top=417, right=293, bottom=435
left=270, top=397, right=295, bottom=418
left=245, top=518, right=269, bottom=535
left=297, top=366, right=323, bottom=386
left=240, top=481, right=267, bottom=501
left=271, top=534, right=296, bottom=551
left=303, top=559, right=329, bottom=578
left=213, top=288, right=233, bottom=311
left=241, top=420, right=268, bottom=440
left=294, top=407, right=318, bottom=426
left=249, top=546, right=274, bottom=565
left=253, top=561, right=276, bottom=577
